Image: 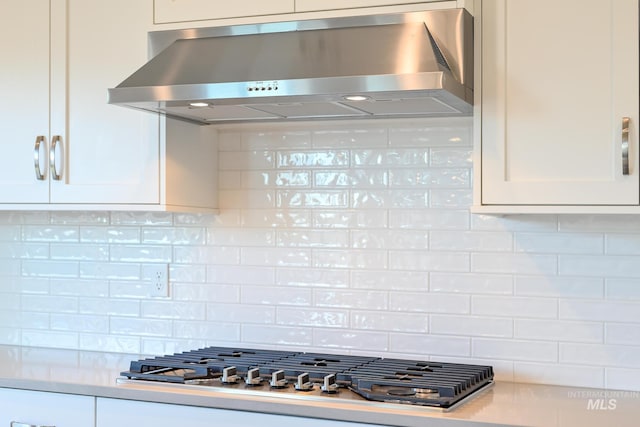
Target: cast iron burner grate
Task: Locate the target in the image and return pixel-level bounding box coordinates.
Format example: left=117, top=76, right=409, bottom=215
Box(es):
left=122, top=346, right=493, bottom=408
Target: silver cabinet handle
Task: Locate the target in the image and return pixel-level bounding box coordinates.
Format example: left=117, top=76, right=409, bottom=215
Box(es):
left=33, top=135, right=46, bottom=181
left=11, top=422, right=55, bottom=427
left=622, top=117, right=630, bottom=175
left=49, top=135, right=63, bottom=181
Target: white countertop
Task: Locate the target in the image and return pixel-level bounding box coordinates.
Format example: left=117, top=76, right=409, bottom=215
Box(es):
left=0, top=345, right=637, bottom=427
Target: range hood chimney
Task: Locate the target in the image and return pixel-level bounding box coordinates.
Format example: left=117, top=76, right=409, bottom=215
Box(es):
left=108, top=9, right=473, bottom=125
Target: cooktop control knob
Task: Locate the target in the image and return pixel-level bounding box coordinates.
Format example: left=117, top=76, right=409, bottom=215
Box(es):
left=221, top=366, right=240, bottom=384
left=321, top=374, right=339, bottom=393
left=270, top=370, right=288, bottom=388
left=245, top=367, right=263, bottom=386
left=294, top=372, right=314, bottom=391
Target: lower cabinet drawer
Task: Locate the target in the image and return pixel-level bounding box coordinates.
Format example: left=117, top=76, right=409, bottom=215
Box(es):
left=97, top=397, right=382, bottom=426
left=0, top=388, right=95, bottom=427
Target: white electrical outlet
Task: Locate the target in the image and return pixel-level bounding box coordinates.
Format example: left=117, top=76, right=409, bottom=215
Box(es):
left=148, top=264, right=169, bottom=297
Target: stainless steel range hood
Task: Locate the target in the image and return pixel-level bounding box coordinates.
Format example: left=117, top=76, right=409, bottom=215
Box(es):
left=108, top=9, right=473, bottom=125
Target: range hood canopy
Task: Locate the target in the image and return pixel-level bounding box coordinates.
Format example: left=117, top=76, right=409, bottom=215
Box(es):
left=108, top=9, right=473, bottom=125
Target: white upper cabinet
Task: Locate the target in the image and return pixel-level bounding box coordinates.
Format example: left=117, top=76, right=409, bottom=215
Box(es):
left=51, top=0, right=160, bottom=206
left=0, top=0, right=218, bottom=212
left=0, top=1, right=51, bottom=203
left=476, top=0, right=640, bottom=212
left=154, top=0, right=295, bottom=23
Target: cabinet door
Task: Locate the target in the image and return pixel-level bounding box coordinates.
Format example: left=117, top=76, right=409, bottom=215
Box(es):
left=49, top=0, right=160, bottom=205
left=295, top=0, right=443, bottom=12
left=0, top=388, right=94, bottom=427
left=0, top=1, right=50, bottom=203
left=154, top=0, right=294, bottom=24
left=97, top=398, right=381, bottom=427
left=480, top=0, right=639, bottom=205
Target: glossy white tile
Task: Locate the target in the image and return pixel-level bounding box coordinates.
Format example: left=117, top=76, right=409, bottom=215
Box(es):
left=4, top=119, right=640, bottom=392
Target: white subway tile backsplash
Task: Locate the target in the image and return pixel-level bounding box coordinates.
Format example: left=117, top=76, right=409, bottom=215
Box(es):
left=515, top=232, right=603, bottom=254
left=314, top=290, right=387, bottom=310
left=313, top=249, right=387, bottom=269
left=606, top=278, right=640, bottom=299
left=241, top=247, right=310, bottom=267
left=79, top=334, right=140, bottom=353
left=351, top=270, right=428, bottom=291
left=21, top=295, right=77, bottom=313
left=472, top=253, right=557, bottom=275
left=389, top=251, right=469, bottom=272
left=241, top=286, right=311, bottom=306
left=514, top=362, right=604, bottom=388
left=277, top=268, right=349, bottom=288
left=314, top=329, right=389, bottom=352
left=50, top=244, right=109, bottom=261
left=276, top=307, right=348, bottom=328
left=429, top=189, right=473, bottom=208
left=218, top=150, right=275, bottom=170
left=312, top=209, right=387, bottom=229
left=206, top=303, right=275, bottom=324
left=389, top=209, right=469, bottom=230
left=559, top=255, right=640, bottom=278
left=515, top=276, right=604, bottom=299
left=430, top=273, right=513, bottom=295
left=242, top=324, right=312, bottom=346
left=141, top=301, right=206, bottom=320
left=50, top=314, right=108, bottom=333
left=430, top=231, right=513, bottom=252
left=390, top=333, right=470, bottom=357
left=5, top=119, right=640, bottom=392
left=605, top=323, right=640, bottom=345
left=606, top=368, right=640, bottom=391
left=561, top=343, right=640, bottom=368
left=173, top=321, right=240, bottom=343
left=431, top=315, right=513, bottom=338
left=559, top=215, right=640, bottom=232
left=389, top=292, right=470, bottom=314
left=473, top=296, right=557, bottom=319
left=80, top=227, right=140, bottom=244
left=471, top=214, right=558, bottom=232
left=473, top=338, right=558, bottom=362
left=351, top=311, right=428, bottom=333
left=559, top=299, right=640, bottom=322
left=515, top=319, right=603, bottom=343
left=0, top=226, right=20, bottom=241
left=109, top=317, right=172, bottom=337
left=22, top=260, right=78, bottom=278
left=312, top=128, right=388, bottom=149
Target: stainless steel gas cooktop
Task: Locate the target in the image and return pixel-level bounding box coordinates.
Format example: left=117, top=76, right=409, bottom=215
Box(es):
left=119, top=346, right=493, bottom=410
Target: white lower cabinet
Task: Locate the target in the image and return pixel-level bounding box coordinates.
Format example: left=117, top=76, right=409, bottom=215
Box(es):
left=0, top=388, right=94, bottom=427
left=96, top=398, right=383, bottom=427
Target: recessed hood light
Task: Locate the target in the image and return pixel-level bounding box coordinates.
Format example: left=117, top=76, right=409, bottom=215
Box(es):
left=342, top=95, right=370, bottom=102
left=189, top=102, right=210, bottom=108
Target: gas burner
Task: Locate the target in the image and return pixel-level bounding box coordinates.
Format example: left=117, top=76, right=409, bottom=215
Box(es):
left=121, top=347, right=493, bottom=409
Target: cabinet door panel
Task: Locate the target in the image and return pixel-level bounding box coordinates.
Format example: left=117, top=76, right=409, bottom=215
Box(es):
left=50, top=0, right=159, bottom=205
left=295, top=0, right=442, bottom=12
left=481, top=0, right=639, bottom=205
left=0, top=388, right=94, bottom=427
left=0, top=1, right=50, bottom=203
left=154, top=0, right=294, bottom=24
